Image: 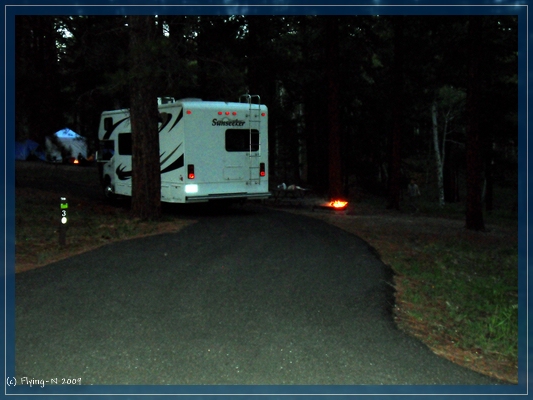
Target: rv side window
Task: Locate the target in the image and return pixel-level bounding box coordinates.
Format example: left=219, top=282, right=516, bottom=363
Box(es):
left=225, top=129, right=259, bottom=152
left=118, top=133, right=132, bottom=155
left=104, top=117, right=113, bottom=131
left=158, top=112, right=172, bottom=128
left=99, top=140, right=114, bottom=161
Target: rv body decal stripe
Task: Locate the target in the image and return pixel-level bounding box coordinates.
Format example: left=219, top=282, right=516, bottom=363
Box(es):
left=169, top=108, right=183, bottom=132
left=116, top=164, right=132, bottom=180
left=158, top=112, right=173, bottom=132
left=160, top=143, right=182, bottom=166
left=103, top=117, right=129, bottom=140
left=161, top=154, right=184, bottom=174
left=116, top=147, right=184, bottom=181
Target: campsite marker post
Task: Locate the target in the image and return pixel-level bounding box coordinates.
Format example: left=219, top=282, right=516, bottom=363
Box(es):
left=59, top=197, right=68, bottom=246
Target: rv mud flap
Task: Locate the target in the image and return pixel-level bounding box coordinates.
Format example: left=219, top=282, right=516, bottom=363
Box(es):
left=185, top=192, right=271, bottom=202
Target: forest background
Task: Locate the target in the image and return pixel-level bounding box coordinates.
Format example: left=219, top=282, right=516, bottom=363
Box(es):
left=12, top=13, right=522, bottom=383
left=14, top=14, right=519, bottom=224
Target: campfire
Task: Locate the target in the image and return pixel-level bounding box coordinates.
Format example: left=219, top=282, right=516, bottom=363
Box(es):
left=329, top=200, right=348, bottom=209
left=313, top=199, right=349, bottom=212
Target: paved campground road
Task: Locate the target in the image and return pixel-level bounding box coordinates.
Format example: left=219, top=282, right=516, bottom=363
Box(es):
left=15, top=205, right=502, bottom=386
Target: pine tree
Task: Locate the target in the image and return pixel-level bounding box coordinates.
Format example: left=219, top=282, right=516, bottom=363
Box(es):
left=129, top=15, right=161, bottom=221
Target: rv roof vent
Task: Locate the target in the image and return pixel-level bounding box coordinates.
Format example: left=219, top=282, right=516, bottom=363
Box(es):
left=178, top=98, right=203, bottom=102
left=157, top=97, right=176, bottom=105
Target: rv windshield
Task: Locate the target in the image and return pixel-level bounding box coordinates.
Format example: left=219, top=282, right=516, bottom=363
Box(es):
left=98, top=140, right=114, bottom=161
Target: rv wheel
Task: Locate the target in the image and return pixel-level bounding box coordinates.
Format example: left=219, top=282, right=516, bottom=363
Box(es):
left=104, top=185, right=114, bottom=198
left=103, top=177, right=116, bottom=202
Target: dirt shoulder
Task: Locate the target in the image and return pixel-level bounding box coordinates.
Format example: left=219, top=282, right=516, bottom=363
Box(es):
left=14, top=162, right=195, bottom=273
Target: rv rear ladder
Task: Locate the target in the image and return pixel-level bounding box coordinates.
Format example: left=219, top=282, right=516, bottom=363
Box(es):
left=240, top=94, right=262, bottom=156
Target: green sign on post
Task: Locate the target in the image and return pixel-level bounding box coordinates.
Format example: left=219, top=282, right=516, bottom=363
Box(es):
left=60, top=197, right=68, bottom=223
left=59, top=197, right=68, bottom=246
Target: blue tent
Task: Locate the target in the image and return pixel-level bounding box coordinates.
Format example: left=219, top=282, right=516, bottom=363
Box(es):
left=15, top=139, right=46, bottom=161
left=45, top=128, right=88, bottom=163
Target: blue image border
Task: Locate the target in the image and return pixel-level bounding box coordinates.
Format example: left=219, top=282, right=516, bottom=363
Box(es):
left=2, top=0, right=528, bottom=397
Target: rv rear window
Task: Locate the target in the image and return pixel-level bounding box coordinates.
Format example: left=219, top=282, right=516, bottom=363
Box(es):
left=225, top=129, right=259, bottom=152
left=118, top=133, right=132, bottom=155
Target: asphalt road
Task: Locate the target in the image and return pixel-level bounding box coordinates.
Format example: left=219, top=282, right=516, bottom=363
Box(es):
left=15, top=204, right=502, bottom=386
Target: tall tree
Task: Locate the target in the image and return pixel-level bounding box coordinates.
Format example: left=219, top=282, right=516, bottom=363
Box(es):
left=59, top=16, right=130, bottom=141
left=465, top=16, right=485, bottom=231
left=15, top=16, right=65, bottom=142
left=300, top=16, right=329, bottom=193
left=431, top=100, right=445, bottom=207
left=386, top=16, right=405, bottom=210
left=195, top=16, right=247, bottom=100
left=325, top=16, right=343, bottom=200
left=129, top=15, right=161, bottom=220
left=431, top=86, right=467, bottom=207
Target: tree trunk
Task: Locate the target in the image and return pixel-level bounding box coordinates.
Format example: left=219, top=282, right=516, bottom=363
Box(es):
left=485, top=144, right=494, bottom=213
left=129, top=15, right=161, bottom=221
left=302, top=18, right=328, bottom=194
left=246, top=16, right=263, bottom=96
left=196, top=17, right=210, bottom=100
left=387, top=17, right=405, bottom=210
left=444, top=142, right=460, bottom=203
left=465, top=16, right=485, bottom=231
left=305, top=89, right=328, bottom=194
left=325, top=17, right=343, bottom=200
left=432, top=100, right=445, bottom=207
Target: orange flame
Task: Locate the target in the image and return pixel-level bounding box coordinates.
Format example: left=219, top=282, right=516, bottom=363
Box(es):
left=73, top=159, right=79, bottom=164
left=329, top=200, right=348, bottom=209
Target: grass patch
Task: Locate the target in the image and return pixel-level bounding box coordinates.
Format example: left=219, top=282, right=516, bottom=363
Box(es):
left=394, top=240, right=518, bottom=359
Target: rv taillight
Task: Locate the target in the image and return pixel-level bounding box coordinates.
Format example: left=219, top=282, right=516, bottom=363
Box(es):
left=218, top=111, right=223, bottom=115
left=186, top=110, right=192, bottom=115
left=232, top=112, right=237, bottom=116
left=260, top=163, right=266, bottom=177
left=187, top=164, right=195, bottom=179
left=261, top=112, right=266, bottom=117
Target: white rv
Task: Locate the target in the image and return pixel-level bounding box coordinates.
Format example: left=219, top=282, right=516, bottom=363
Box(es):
left=96, top=94, right=270, bottom=203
